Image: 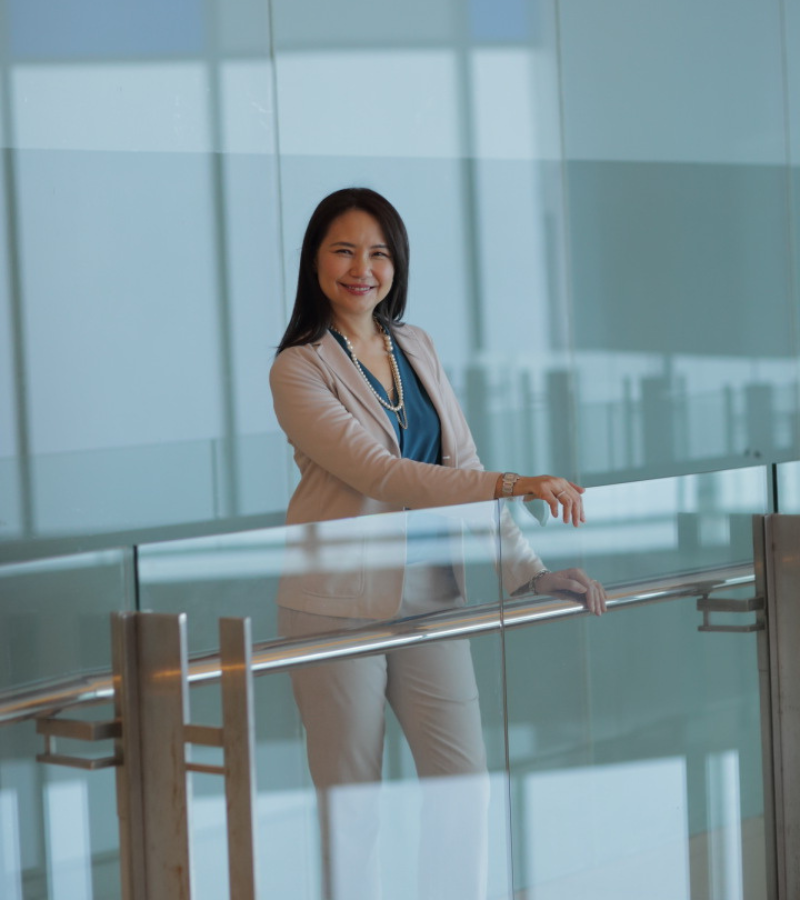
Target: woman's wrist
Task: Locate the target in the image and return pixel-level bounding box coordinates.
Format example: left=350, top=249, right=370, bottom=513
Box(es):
left=530, top=568, right=551, bottom=593
left=495, top=472, right=521, bottom=499
left=511, top=568, right=551, bottom=597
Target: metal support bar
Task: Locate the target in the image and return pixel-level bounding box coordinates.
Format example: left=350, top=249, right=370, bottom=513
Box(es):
left=112, top=612, right=147, bottom=900
left=37, top=717, right=121, bottom=741
left=0, top=565, right=755, bottom=727
left=220, top=617, right=259, bottom=900
left=697, top=592, right=765, bottom=633
left=35, top=750, right=119, bottom=771
left=753, top=516, right=778, bottom=900
left=35, top=714, right=121, bottom=769
left=697, top=595, right=764, bottom=614
left=185, top=762, right=224, bottom=776
left=185, top=724, right=224, bottom=747
left=138, top=613, right=193, bottom=900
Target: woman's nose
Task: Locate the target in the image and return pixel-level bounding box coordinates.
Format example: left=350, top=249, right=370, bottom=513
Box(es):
left=349, top=254, right=370, bottom=277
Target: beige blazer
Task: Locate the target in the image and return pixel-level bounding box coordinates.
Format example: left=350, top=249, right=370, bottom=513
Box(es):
left=270, top=323, right=542, bottom=618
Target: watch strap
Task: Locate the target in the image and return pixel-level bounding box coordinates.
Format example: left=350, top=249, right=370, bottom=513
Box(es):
left=501, top=472, right=520, bottom=497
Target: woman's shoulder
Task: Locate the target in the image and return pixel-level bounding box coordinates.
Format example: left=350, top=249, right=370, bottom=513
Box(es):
left=393, top=321, right=437, bottom=352
left=270, top=337, right=327, bottom=382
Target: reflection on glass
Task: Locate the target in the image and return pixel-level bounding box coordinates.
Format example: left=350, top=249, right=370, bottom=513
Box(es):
left=280, top=586, right=486, bottom=897
left=138, top=524, right=287, bottom=652
left=0, top=547, right=130, bottom=899
left=279, top=513, right=500, bottom=900
left=274, top=504, right=504, bottom=900
left=0, top=722, right=121, bottom=900
left=502, top=472, right=768, bottom=899
left=522, top=758, right=691, bottom=896
left=3, top=0, right=797, bottom=556
left=776, top=459, right=800, bottom=512
left=0, top=783, right=23, bottom=900
left=1, top=0, right=284, bottom=550
left=0, top=549, right=133, bottom=691
left=505, top=467, right=767, bottom=587
left=154, top=503, right=512, bottom=899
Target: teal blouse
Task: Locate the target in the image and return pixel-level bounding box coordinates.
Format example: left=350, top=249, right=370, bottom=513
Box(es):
left=329, top=329, right=442, bottom=464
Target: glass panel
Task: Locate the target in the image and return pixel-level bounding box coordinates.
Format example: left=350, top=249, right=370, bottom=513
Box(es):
left=558, top=0, right=798, bottom=482
left=0, top=547, right=133, bottom=900
left=787, top=0, right=800, bottom=467
left=3, top=0, right=797, bottom=552
left=501, top=470, right=769, bottom=899
left=137, top=522, right=287, bottom=652
left=0, top=721, right=121, bottom=900
left=20, top=434, right=288, bottom=541
left=776, top=459, right=800, bottom=513
left=1, top=0, right=286, bottom=550
left=0, top=549, right=134, bottom=690
left=156, top=501, right=513, bottom=899
left=271, top=0, right=574, bottom=493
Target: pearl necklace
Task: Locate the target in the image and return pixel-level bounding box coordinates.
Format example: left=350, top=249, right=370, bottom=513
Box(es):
left=330, top=322, right=409, bottom=430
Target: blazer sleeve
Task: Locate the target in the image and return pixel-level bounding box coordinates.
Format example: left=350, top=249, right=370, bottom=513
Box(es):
left=270, top=343, right=499, bottom=512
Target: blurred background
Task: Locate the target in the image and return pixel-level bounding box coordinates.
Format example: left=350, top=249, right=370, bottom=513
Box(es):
left=2, top=4, right=799, bottom=898
left=3, top=0, right=800, bottom=551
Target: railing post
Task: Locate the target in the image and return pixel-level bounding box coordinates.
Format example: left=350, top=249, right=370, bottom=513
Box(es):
left=113, top=612, right=193, bottom=900
left=112, top=612, right=260, bottom=900
left=112, top=613, right=146, bottom=900
left=220, top=617, right=259, bottom=900
left=758, top=514, right=800, bottom=900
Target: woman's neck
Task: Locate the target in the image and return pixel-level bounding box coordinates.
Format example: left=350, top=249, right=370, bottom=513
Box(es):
left=330, top=313, right=380, bottom=345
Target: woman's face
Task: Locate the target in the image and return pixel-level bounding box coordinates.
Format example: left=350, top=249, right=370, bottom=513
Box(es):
left=315, top=209, right=395, bottom=324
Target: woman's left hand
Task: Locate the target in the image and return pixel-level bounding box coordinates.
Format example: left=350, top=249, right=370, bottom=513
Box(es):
left=533, top=568, right=608, bottom=616
left=515, top=475, right=586, bottom=527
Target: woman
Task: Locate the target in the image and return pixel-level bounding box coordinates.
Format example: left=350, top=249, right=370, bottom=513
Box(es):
left=270, top=188, right=606, bottom=899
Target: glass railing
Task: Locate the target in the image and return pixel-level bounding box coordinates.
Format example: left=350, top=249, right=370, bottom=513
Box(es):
left=0, top=433, right=291, bottom=551
left=1, top=406, right=792, bottom=552
left=0, top=548, right=135, bottom=900
left=500, top=490, right=766, bottom=899
left=0, top=467, right=773, bottom=899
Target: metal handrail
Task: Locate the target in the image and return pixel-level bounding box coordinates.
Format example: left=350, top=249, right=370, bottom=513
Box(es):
left=0, top=563, right=756, bottom=726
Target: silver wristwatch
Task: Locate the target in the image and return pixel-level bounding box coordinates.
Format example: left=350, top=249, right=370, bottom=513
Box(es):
left=530, top=568, right=551, bottom=594
left=501, top=472, right=520, bottom=497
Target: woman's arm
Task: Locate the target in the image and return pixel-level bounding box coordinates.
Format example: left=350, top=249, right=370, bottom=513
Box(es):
left=270, top=345, right=499, bottom=510
left=409, top=329, right=605, bottom=613
left=410, top=327, right=585, bottom=527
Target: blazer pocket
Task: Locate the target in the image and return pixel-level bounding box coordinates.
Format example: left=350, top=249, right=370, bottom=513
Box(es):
left=292, top=519, right=366, bottom=599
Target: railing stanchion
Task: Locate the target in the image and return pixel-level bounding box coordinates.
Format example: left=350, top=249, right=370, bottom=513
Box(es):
left=760, top=515, right=800, bottom=900
left=220, top=617, right=259, bottom=900
left=117, top=613, right=194, bottom=900
left=112, top=612, right=146, bottom=900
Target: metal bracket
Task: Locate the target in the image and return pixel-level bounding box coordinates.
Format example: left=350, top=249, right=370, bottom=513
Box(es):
left=697, top=593, right=765, bottom=633
left=36, top=715, right=121, bottom=770
left=184, top=723, right=225, bottom=775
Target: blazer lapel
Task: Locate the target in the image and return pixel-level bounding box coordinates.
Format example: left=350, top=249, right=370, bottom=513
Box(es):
left=315, top=331, right=400, bottom=449
left=393, top=327, right=458, bottom=466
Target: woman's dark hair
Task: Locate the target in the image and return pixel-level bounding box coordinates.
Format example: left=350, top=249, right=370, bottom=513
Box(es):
left=276, top=187, right=410, bottom=353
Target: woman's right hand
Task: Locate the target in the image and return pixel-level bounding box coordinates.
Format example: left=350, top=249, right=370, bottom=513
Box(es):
left=534, top=568, right=607, bottom=615
left=516, top=475, right=585, bottom=527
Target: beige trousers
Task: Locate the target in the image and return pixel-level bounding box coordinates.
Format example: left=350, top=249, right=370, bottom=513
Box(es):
left=279, top=564, right=490, bottom=900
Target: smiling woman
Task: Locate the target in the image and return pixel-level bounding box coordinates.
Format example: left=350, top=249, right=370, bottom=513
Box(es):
left=269, top=186, right=606, bottom=900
